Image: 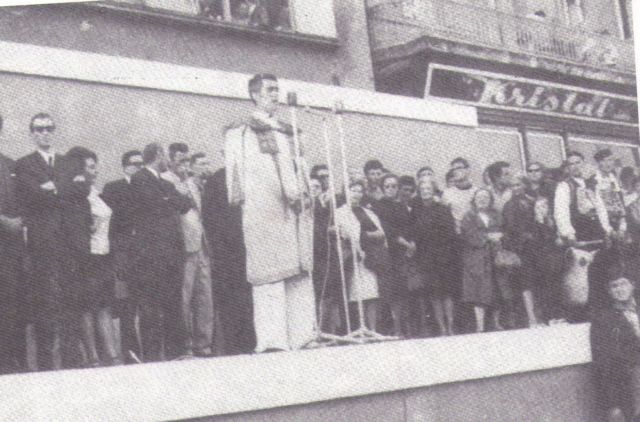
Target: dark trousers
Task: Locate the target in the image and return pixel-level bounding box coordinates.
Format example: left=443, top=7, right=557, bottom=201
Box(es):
left=0, top=249, right=26, bottom=373
left=133, top=255, right=183, bottom=362
left=29, top=251, right=63, bottom=371
left=214, top=258, right=255, bottom=355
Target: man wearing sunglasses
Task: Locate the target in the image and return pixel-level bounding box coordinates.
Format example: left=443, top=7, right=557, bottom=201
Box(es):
left=101, top=149, right=144, bottom=363
left=15, top=112, right=66, bottom=371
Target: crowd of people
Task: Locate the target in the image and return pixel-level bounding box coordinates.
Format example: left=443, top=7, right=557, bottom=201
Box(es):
left=0, top=74, right=640, bottom=420
left=310, top=149, right=640, bottom=338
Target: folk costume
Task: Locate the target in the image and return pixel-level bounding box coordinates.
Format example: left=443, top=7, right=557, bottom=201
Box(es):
left=224, top=110, right=315, bottom=352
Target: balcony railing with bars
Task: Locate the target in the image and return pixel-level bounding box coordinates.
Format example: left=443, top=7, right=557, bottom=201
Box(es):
left=368, top=0, right=635, bottom=74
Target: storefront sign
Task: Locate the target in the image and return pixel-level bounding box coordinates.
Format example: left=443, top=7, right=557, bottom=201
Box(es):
left=425, top=65, right=638, bottom=125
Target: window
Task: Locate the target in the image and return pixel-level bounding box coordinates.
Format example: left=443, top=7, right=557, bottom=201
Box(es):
left=565, top=0, right=584, bottom=25
left=526, top=131, right=565, bottom=168
left=567, top=136, right=640, bottom=174
left=201, top=0, right=292, bottom=31
left=513, top=0, right=563, bottom=21
left=107, top=0, right=293, bottom=32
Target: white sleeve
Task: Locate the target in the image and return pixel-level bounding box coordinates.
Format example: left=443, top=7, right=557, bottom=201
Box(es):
left=554, top=181, right=575, bottom=239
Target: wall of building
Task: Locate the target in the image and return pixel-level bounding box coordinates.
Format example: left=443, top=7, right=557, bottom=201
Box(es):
left=0, top=69, right=519, bottom=190
left=0, top=0, right=375, bottom=90
left=203, top=365, right=598, bottom=422
left=1, top=324, right=597, bottom=421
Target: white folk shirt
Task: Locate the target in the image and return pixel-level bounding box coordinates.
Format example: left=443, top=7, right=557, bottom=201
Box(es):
left=554, top=177, right=611, bottom=239
left=88, top=186, right=112, bottom=255
left=224, top=110, right=311, bottom=285
left=161, top=171, right=207, bottom=254
left=594, top=170, right=626, bottom=221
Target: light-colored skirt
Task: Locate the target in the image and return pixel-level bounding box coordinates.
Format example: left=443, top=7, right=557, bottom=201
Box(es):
left=348, top=263, right=379, bottom=302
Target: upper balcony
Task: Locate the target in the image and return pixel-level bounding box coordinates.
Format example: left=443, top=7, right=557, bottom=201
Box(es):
left=368, top=0, right=636, bottom=85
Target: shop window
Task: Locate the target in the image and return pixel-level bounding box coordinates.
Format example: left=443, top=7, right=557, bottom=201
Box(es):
left=567, top=137, right=639, bottom=175
left=526, top=131, right=564, bottom=168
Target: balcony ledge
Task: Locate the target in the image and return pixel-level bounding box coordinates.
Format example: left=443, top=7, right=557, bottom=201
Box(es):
left=373, top=34, right=636, bottom=87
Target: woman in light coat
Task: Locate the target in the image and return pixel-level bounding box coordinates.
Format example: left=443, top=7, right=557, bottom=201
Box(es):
left=336, top=179, right=387, bottom=332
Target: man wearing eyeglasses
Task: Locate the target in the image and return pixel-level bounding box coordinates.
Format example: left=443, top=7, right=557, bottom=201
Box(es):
left=14, top=112, right=66, bottom=371
left=101, top=150, right=144, bottom=363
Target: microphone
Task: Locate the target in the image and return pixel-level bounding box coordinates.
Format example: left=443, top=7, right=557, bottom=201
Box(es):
left=287, top=91, right=298, bottom=107
left=303, top=106, right=327, bottom=117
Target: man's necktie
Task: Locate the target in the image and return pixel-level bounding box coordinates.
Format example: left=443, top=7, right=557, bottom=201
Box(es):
left=48, top=156, right=53, bottom=168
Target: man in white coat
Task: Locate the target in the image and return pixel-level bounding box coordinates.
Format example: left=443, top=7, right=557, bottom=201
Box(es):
left=224, top=73, right=315, bottom=352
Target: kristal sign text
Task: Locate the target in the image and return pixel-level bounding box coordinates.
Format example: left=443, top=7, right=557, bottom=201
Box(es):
left=426, top=66, right=637, bottom=124
left=473, top=76, right=634, bottom=123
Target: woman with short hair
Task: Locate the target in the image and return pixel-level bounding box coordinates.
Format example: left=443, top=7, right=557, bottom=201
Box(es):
left=371, top=173, right=414, bottom=336
left=412, top=177, right=457, bottom=336
left=336, top=179, right=386, bottom=332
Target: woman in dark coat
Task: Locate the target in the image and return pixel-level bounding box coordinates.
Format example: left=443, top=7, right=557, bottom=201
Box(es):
left=59, top=147, right=119, bottom=367
left=412, top=177, right=457, bottom=336
left=461, top=188, right=508, bottom=333
left=502, top=176, right=540, bottom=328
left=530, top=196, right=565, bottom=322
left=372, top=174, right=414, bottom=336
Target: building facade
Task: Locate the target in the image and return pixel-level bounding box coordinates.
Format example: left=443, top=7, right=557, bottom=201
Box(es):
left=368, top=0, right=638, bottom=174
left=0, top=0, right=637, bottom=184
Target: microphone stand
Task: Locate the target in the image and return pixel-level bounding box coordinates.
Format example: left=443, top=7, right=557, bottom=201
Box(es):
left=287, top=92, right=356, bottom=348
left=332, top=100, right=398, bottom=344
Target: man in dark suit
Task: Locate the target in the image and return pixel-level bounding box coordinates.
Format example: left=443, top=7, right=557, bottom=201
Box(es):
left=102, top=150, right=144, bottom=363
left=130, top=143, right=191, bottom=362
left=0, top=115, right=26, bottom=373
left=14, top=113, right=67, bottom=371
left=202, top=163, right=255, bottom=355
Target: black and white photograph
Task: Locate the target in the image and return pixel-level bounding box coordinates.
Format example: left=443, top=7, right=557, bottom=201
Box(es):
left=0, top=0, right=638, bottom=420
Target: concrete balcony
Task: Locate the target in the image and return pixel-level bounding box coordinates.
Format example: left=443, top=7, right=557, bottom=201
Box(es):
left=368, top=0, right=636, bottom=84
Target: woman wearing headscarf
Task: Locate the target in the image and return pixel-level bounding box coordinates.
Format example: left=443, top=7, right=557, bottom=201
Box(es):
left=460, top=188, right=509, bottom=333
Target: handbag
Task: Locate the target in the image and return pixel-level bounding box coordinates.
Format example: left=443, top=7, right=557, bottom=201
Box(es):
left=494, top=248, right=522, bottom=269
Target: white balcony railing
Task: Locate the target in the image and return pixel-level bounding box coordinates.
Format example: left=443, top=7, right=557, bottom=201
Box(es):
left=368, top=0, right=635, bottom=74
